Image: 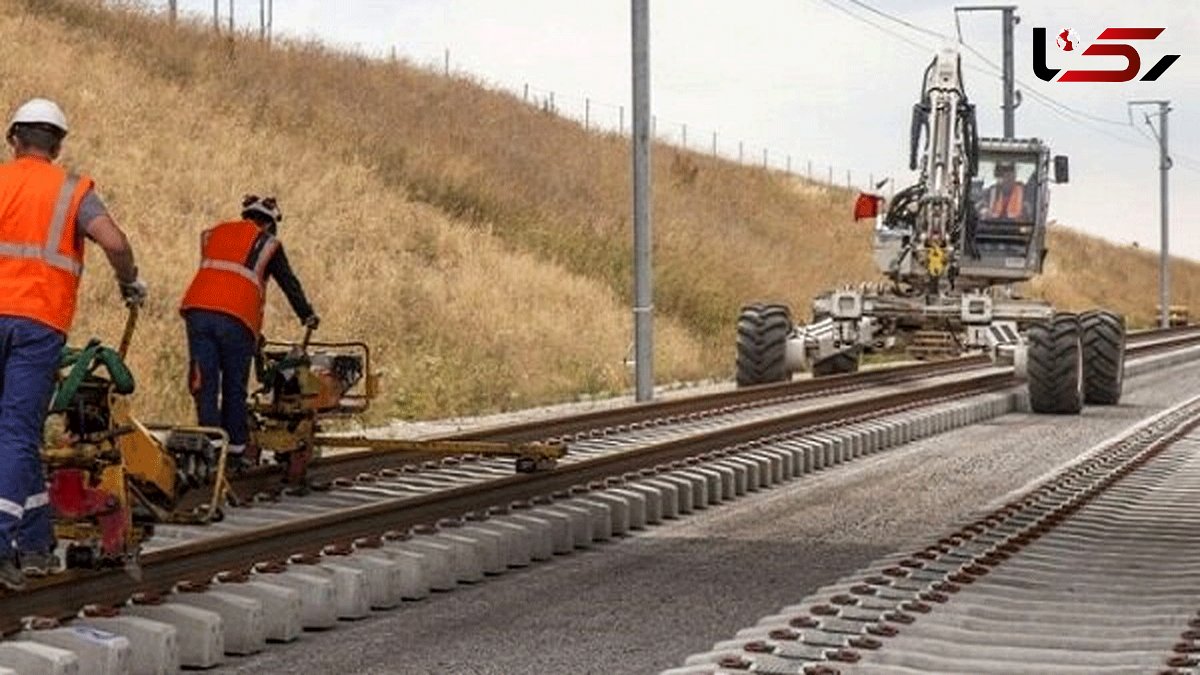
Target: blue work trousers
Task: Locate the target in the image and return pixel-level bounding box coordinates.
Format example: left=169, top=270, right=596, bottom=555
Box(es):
left=0, top=316, right=64, bottom=558
left=184, top=310, right=256, bottom=448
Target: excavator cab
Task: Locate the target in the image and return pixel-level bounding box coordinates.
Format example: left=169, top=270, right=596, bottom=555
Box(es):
left=959, top=138, right=1055, bottom=285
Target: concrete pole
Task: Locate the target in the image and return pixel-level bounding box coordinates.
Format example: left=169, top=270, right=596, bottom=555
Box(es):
left=631, top=0, right=654, bottom=401
left=1131, top=100, right=1173, bottom=328
left=1159, top=103, right=1171, bottom=328
left=955, top=5, right=1019, bottom=138
left=1001, top=7, right=1017, bottom=139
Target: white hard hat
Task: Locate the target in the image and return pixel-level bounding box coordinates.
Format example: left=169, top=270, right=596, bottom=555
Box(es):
left=241, top=195, right=282, bottom=223
left=10, top=98, right=68, bottom=133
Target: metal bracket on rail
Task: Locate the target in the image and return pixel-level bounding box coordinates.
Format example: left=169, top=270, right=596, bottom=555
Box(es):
left=313, top=437, right=567, bottom=473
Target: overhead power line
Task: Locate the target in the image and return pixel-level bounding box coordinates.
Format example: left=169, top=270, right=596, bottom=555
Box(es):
left=816, top=0, right=1178, bottom=162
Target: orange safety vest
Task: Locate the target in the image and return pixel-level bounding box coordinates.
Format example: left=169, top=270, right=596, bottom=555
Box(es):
left=0, top=157, right=92, bottom=334
left=989, top=183, right=1025, bottom=219
left=180, top=220, right=280, bottom=334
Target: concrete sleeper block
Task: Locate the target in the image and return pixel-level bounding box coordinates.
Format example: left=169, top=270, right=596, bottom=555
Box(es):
left=388, top=539, right=456, bottom=591
left=20, top=626, right=130, bottom=675
left=0, top=641, right=79, bottom=675
left=76, top=615, right=179, bottom=675
left=217, top=579, right=303, bottom=643
left=256, top=569, right=338, bottom=629
left=173, top=590, right=266, bottom=655
left=124, top=602, right=224, bottom=669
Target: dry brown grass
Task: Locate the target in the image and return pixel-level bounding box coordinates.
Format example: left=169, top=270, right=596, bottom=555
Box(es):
left=1032, top=227, right=1200, bottom=328
left=1, top=0, right=1189, bottom=423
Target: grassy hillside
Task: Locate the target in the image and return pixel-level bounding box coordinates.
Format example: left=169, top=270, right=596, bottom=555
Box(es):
left=4, top=0, right=1198, bottom=423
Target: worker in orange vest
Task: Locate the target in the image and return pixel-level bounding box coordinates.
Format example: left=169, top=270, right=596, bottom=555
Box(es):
left=180, top=195, right=318, bottom=473
left=980, top=161, right=1030, bottom=220
left=0, top=98, right=145, bottom=590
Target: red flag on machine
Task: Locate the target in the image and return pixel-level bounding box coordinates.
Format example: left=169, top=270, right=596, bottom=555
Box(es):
left=853, top=193, right=884, bottom=220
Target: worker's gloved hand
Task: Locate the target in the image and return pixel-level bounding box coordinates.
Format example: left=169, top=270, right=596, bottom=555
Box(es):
left=302, top=314, right=320, bottom=330
left=119, top=278, right=148, bottom=308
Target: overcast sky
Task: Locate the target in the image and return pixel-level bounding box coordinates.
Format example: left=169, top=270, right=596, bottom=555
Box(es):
left=154, top=1, right=1199, bottom=259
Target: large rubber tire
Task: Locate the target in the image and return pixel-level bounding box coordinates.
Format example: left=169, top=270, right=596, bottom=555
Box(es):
left=735, top=303, right=793, bottom=387
left=1027, top=313, right=1084, bottom=415
left=811, top=349, right=861, bottom=377
left=1080, top=309, right=1125, bottom=405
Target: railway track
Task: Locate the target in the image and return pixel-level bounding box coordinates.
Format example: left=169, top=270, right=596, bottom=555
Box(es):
left=0, top=328, right=1197, bottom=669
left=235, top=325, right=1200, bottom=494
left=667, top=389, right=1200, bottom=674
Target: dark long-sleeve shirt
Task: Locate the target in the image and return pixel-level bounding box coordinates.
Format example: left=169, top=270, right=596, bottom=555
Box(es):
left=265, top=245, right=314, bottom=322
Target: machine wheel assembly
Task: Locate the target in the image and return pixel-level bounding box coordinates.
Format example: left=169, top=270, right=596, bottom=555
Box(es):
left=1080, top=310, right=1125, bottom=405
left=1027, top=313, right=1084, bottom=415
left=811, top=349, right=861, bottom=377
left=735, top=303, right=793, bottom=387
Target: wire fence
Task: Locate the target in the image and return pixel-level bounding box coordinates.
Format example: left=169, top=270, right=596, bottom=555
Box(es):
left=142, top=1, right=893, bottom=193
left=409, top=50, right=893, bottom=195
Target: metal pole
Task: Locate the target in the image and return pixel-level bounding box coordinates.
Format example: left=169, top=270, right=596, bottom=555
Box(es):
left=787, top=155, right=792, bottom=175
left=585, top=98, right=590, bottom=130
left=763, top=148, right=768, bottom=169
left=619, top=106, right=624, bottom=134
left=229, top=0, right=234, bottom=33
left=1001, top=7, right=1016, bottom=138
left=259, top=0, right=265, bottom=39
left=1130, top=99, right=1173, bottom=328
left=738, top=141, right=743, bottom=163
left=712, top=131, right=717, bottom=156
left=681, top=124, right=687, bottom=149
left=444, top=48, right=450, bottom=75
left=213, top=0, right=219, bottom=31
left=631, top=0, right=654, bottom=401
left=523, top=83, right=529, bottom=102
left=1161, top=102, right=1170, bottom=328
left=955, top=6, right=1019, bottom=138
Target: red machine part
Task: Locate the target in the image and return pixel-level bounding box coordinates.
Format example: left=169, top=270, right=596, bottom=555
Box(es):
left=48, top=468, right=130, bottom=557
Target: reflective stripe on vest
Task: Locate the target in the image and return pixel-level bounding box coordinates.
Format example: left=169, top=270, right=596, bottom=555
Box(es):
left=197, top=232, right=278, bottom=291
left=0, top=175, right=83, bottom=276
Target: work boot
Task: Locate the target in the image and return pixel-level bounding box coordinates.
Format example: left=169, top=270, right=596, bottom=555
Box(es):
left=0, top=558, right=26, bottom=591
left=226, top=453, right=257, bottom=474
left=20, top=550, right=62, bottom=577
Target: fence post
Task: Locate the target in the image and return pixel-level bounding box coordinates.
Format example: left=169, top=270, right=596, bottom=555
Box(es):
left=808, top=160, right=813, bottom=180
left=787, top=155, right=792, bottom=175
left=682, top=124, right=687, bottom=149
left=620, top=106, right=625, bottom=134
left=550, top=91, right=556, bottom=112
left=523, top=83, right=529, bottom=102
left=585, top=98, right=591, bottom=130
left=763, top=148, right=768, bottom=169
left=712, top=131, right=717, bottom=156
left=738, top=141, right=744, bottom=163
left=846, top=169, right=851, bottom=188
left=444, top=48, right=450, bottom=75
left=828, top=166, right=833, bottom=184
left=652, top=115, right=657, bottom=137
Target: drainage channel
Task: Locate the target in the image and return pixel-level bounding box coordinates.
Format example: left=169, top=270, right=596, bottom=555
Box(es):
left=667, top=366, right=1200, bottom=674
left=2, top=346, right=1196, bottom=674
